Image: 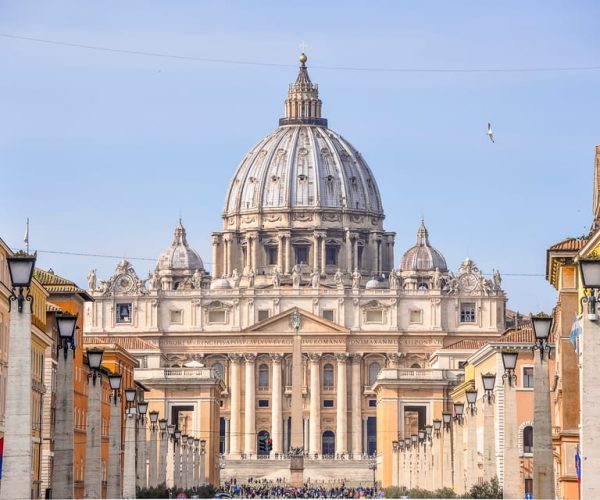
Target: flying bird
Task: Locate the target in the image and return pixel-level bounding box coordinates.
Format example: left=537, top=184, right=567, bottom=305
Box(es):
left=487, top=123, right=495, bottom=143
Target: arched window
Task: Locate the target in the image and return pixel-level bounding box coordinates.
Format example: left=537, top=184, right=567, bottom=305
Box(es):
left=323, top=364, right=334, bottom=389
left=411, top=363, right=421, bottom=369
left=213, top=362, right=224, bottom=379
left=523, top=425, right=533, bottom=453
left=259, top=364, right=269, bottom=389
left=368, top=362, right=381, bottom=386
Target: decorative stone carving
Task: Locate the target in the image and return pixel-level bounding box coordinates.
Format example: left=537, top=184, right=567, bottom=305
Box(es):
left=311, top=269, right=320, bottom=289
left=308, top=353, right=321, bottom=362
left=292, top=265, right=301, bottom=289
left=351, top=268, right=362, bottom=291
left=272, top=268, right=281, bottom=288
left=293, top=212, right=313, bottom=222
left=247, top=268, right=255, bottom=288
left=231, top=268, right=240, bottom=288
left=334, top=269, right=344, bottom=290
left=270, top=353, right=283, bottom=362
left=335, top=353, right=349, bottom=363
left=100, top=260, right=147, bottom=297
left=322, top=213, right=341, bottom=222
left=244, top=353, right=257, bottom=363
left=192, top=269, right=203, bottom=289
left=87, top=269, right=97, bottom=290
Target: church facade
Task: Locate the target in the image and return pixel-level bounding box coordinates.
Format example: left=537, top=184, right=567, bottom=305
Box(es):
left=83, top=54, right=507, bottom=485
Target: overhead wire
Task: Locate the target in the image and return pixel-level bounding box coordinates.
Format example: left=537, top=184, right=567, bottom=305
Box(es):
left=2, top=33, right=600, bottom=74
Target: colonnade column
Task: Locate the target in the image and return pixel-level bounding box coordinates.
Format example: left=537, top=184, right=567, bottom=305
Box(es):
left=107, top=396, right=122, bottom=499
left=244, top=353, right=257, bottom=456
left=345, top=231, right=352, bottom=273
left=466, top=411, right=478, bottom=489
left=84, top=374, right=102, bottom=499
left=148, top=427, right=158, bottom=488
left=212, top=236, right=221, bottom=278
left=312, top=232, right=319, bottom=270
left=123, top=411, right=137, bottom=498
left=228, top=354, right=242, bottom=457
left=271, top=354, right=283, bottom=455
left=503, top=373, right=520, bottom=499
left=308, top=353, right=321, bottom=456
left=482, top=396, right=496, bottom=482
left=335, top=353, right=348, bottom=454
left=351, top=354, right=363, bottom=457
left=158, top=429, right=168, bottom=487
left=320, top=234, right=327, bottom=272
left=277, top=234, right=284, bottom=272
left=441, top=424, right=452, bottom=489
left=453, top=421, right=465, bottom=495
left=303, top=417, right=310, bottom=451
left=284, top=233, right=291, bottom=274
left=224, top=419, right=230, bottom=455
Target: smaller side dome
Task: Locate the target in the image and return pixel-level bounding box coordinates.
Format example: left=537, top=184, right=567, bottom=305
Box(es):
left=400, top=222, right=448, bottom=272
left=156, top=220, right=204, bottom=273
left=365, top=277, right=384, bottom=289
left=211, top=278, right=232, bottom=290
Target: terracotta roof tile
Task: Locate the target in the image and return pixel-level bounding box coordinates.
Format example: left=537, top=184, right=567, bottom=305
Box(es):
left=46, top=302, right=62, bottom=312
left=34, top=268, right=92, bottom=300
left=549, top=238, right=587, bottom=251
left=444, top=339, right=488, bottom=350
left=84, top=336, right=158, bottom=351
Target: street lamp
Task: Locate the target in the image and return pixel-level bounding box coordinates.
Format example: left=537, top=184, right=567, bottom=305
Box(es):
left=56, top=312, right=77, bottom=358
left=175, top=429, right=182, bottom=441
left=453, top=402, right=464, bottom=424
left=124, top=388, right=137, bottom=408
left=502, top=350, right=519, bottom=387
left=108, top=373, right=122, bottom=405
left=368, top=455, right=377, bottom=490
left=167, top=424, right=175, bottom=439
left=149, top=410, right=159, bottom=430
left=531, top=314, right=553, bottom=360
left=442, top=411, right=452, bottom=431
left=404, top=437, right=410, bottom=448
left=86, top=348, right=104, bottom=385
left=159, top=418, right=168, bottom=435
left=481, top=373, right=496, bottom=404
left=137, top=400, right=148, bottom=422
left=6, top=251, right=36, bottom=312
left=433, top=419, right=442, bottom=438
left=579, top=259, right=600, bottom=320
left=465, top=389, right=478, bottom=415
left=411, top=434, right=418, bottom=448
left=425, top=424, right=433, bottom=442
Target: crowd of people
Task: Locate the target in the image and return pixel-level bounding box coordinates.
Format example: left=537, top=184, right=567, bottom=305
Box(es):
left=217, top=478, right=382, bottom=499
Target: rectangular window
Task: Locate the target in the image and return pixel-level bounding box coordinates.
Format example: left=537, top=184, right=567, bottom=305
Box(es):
left=326, top=246, right=338, bottom=266
left=524, top=478, right=533, bottom=495
left=409, top=309, right=422, bottom=324
left=258, top=399, right=269, bottom=408
left=170, top=310, right=183, bottom=324
left=366, top=310, right=383, bottom=323
left=458, top=361, right=466, bottom=369
left=369, top=399, right=377, bottom=408
left=460, top=303, right=476, bottom=323
left=208, top=310, right=226, bottom=323
left=258, top=310, right=270, bottom=322
left=116, top=303, right=132, bottom=323
left=267, top=247, right=278, bottom=266
left=523, top=367, right=534, bottom=388
left=322, top=309, right=335, bottom=322
left=323, top=400, right=334, bottom=408
left=295, top=246, right=308, bottom=265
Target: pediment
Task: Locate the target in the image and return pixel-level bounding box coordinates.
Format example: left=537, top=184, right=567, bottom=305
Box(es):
left=244, top=307, right=349, bottom=334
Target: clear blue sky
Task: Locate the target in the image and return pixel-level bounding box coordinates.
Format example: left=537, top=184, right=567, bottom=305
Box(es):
left=1, top=1, right=599, bottom=315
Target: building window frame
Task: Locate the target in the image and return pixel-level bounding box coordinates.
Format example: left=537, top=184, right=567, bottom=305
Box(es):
left=522, top=365, right=534, bottom=389
left=116, top=303, right=132, bottom=323
left=323, top=363, right=334, bottom=390
left=295, top=246, right=309, bottom=265
left=258, top=363, right=269, bottom=390
left=266, top=246, right=278, bottom=266
left=325, top=245, right=338, bottom=266
left=409, top=309, right=423, bottom=324
left=169, top=309, right=183, bottom=324
left=322, top=309, right=335, bottom=322
left=459, top=302, right=476, bottom=323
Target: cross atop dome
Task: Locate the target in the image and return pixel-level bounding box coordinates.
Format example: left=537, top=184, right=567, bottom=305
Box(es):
left=279, top=53, right=327, bottom=127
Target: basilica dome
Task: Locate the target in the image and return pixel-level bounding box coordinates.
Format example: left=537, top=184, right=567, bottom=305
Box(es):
left=223, top=54, right=383, bottom=219
left=400, top=222, right=448, bottom=273
left=156, top=221, right=204, bottom=272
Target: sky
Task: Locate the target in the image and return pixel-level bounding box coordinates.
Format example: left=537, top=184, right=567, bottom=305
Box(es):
left=1, top=0, right=599, bottom=315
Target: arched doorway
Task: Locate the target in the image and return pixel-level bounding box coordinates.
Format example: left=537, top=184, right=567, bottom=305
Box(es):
left=322, top=431, right=335, bottom=456
left=257, top=430, right=271, bottom=457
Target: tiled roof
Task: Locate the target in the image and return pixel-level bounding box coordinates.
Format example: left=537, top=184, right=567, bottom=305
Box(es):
left=500, top=326, right=535, bottom=343
left=549, top=238, right=587, bottom=251
left=444, top=339, right=488, bottom=350
left=34, top=268, right=91, bottom=300
left=84, top=336, right=158, bottom=351
left=46, top=302, right=62, bottom=312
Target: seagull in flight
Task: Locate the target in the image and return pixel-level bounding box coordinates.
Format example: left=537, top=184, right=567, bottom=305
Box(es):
left=487, top=123, right=495, bottom=143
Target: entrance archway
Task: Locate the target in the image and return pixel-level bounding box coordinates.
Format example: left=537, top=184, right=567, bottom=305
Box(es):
left=257, top=430, right=271, bottom=457
left=322, top=430, right=335, bottom=456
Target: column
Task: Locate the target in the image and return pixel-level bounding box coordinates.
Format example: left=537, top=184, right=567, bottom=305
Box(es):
left=533, top=350, right=555, bottom=499
left=335, top=353, right=348, bottom=454
left=582, top=312, right=600, bottom=499
left=107, top=397, right=122, bottom=499
left=136, top=421, right=147, bottom=490
left=503, top=377, right=520, bottom=499
left=320, top=235, right=326, bottom=272
left=224, top=419, right=230, bottom=455
left=250, top=234, right=257, bottom=272
left=148, top=428, right=158, bottom=488
left=166, top=436, right=174, bottom=488
left=442, top=425, right=452, bottom=489
left=290, top=334, right=304, bottom=448
left=271, top=354, right=283, bottom=455
left=284, top=236, right=291, bottom=274
left=159, top=430, right=168, bottom=488
left=84, top=376, right=102, bottom=499
left=283, top=416, right=289, bottom=453
left=453, top=421, right=465, bottom=495
left=392, top=449, right=399, bottom=487
left=353, top=239, right=358, bottom=270
left=432, top=432, right=441, bottom=490
left=277, top=234, right=284, bottom=272
left=53, top=349, right=74, bottom=499
left=303, top=417, right=310, bottom=450
left=312, top=233, right=319, bottom=270
left=181, top=443, right=188, bottom=489
left=308, top=353, right=321, bottom=456
left=465, top=411, right=478, bottom=489
left=351, top=354, right=363, bottom=457
left=200, top=447, right=206, bottom=485
left=362, top=417, right=368, bottom=455
left=173, top=441, right=181, bottom=488
left=244, top=353, right=257, bottom=456
left=482, top=397, right=496, bottom=482
left=212, top=236, right=221, bottom=278
left=229, top=355, right=241, bottom=457
left=222, top=237, right=228, bottom=277
left=123, top=411, right=137, bottom=498
left=0, top=307, right=32, bottom=500
left=345, top=231, right=353, bottom=273
left=192, top=446, right=197, bottom=487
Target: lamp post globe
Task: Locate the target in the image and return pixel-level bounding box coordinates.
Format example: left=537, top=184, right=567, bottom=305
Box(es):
left=108, top=373, right=122, bottom=391
left=56, top=312, right=77, bottom=340
left=137, top=401, right=148, bottom=416
left=159, top=419, right=168, bottom=432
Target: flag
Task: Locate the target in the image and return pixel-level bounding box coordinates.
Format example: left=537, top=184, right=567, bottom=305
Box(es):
left=575, top=446, right=581, bottom=483
left=570, top=314, right=582, bottom=354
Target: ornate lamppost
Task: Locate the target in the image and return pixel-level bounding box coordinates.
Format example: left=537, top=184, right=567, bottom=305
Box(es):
left=481, top=372, right=496, bottom=482
left=148, top=410, right=159, bottom=488
left=158, top=418, right=168, bottom=486
left=136, top=400, right=149, bottom=490
left=107, top=372, right=123, bottom=499
left=123, top=388, right=138, bottom=499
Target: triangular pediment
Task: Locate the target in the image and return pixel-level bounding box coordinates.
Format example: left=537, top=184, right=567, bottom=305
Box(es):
left=244, top=307, right=349, bottom=334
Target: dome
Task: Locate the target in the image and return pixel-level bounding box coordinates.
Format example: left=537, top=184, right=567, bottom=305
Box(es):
left=400, top=222, right=448, bottom=272
left=211, top=278, right=232, bottom=290
left=223, top=54, right=383, bottom=218
left=365, top=278, right=384, bottom=289
left=156, top=221, right=204, bottom=272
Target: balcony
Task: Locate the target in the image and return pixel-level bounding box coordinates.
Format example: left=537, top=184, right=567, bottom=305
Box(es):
left=284, top=385, right=308, bottom=395
left=375, top=368, right=462, bottom=385
left=135, top=367, right=223, bottom=386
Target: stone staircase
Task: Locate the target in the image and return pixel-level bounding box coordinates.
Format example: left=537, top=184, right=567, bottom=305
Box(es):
left=220, top=458, right=375, bottom=487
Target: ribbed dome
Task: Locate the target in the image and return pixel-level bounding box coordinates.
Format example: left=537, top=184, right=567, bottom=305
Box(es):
left=156, top=221, right=204, bottom=272
left=223, top=54, right=383, bottom=218
left=400, top=222, right=447, bottom=272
